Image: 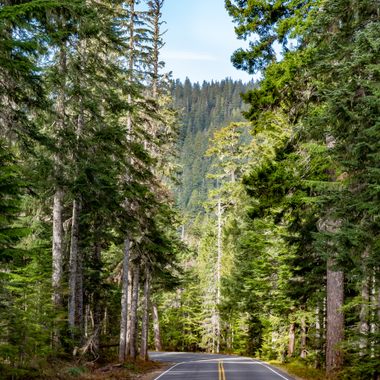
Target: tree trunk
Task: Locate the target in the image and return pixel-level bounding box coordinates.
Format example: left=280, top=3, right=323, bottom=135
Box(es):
left=140, top=268, right=150, bottom=360
left=288, top=323, right=295, bottom=357
left=92, top=242, right=102, bottom=354
left=68, top=199, right=80, bottom=333
left=359, top=277, right=369, bottom=355
left=76, top=241, right=84, bottom=338
left=126, top=267, right=133, bottom=354
left=119, top=238, right=130, bottom=362
left=359, top=248, right=370, bottom=356
left=300, top=317, right=307, bottom=359
left=315, top=304, right=322, bottom=368
left=152, top=302, right=162, bottom=351
left=129, top=263, right=140, bottom=359
left=52, top=189, right=64, bottom=308
left=326, top=258, right=344, bottom=373
left=52, top=32, right=67, bottom=311
left=215, top=197, right=223, bottom=353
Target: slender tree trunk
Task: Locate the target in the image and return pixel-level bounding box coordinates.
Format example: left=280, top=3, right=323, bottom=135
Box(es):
left=92, top=242, right=102, bottom=354
left=68, top=199, right=80, bottom=332
left=376, top=276, right=380, bottom=380
left=359, top=248, right=370, bottom=355
left=326, top=258, right=344, bottom=373
left=300, top=317, right=307, bottom=359
left=140, top=268, right=150, bottom=360
left=76, top=242, right=84, bottom=338
left=152, top=303, right=162, bottom=351
left=129, top=263, right=140, bottom=359
left=315, top=303, right=322, bottom=368
left=52, top=189, right=64, bottom=307
left=215, top=197, right=223, bottom=353
left=119, top=238, right=130, bottom=362
left=52, top=40, right=67, bottom=311
left=288, top=323, right=296, bottom=357
left=126, top=268, right=133, bottom=354
left=359, top=277, right=369, bottom=355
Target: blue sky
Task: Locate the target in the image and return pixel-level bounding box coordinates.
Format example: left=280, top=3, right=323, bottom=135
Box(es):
left=160, top=0, right=255, bottom=83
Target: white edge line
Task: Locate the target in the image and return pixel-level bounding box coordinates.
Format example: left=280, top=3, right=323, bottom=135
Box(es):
left=153, top=362, right=183, bottom=380
left=255, top=361, right=291, bottom=380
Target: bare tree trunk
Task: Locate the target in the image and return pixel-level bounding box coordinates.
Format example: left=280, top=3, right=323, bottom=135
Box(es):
left=119, top=238, right=130, bottom=362
left=76, top=242, right=84, bottom=338
left=92, top=243, right=102, bottom=354
left=129, top=263, right=140, bottom=359
left=68, top=199, right=80, bottom=333
left=52, top=40, right=67, bottom=312
left=376, top=275, right=380, bottom=380
left=126, top=268, right=133, bottom=354
left=320, top=136, right=344, bottom=375
left=215, top=197, right=223, bottom=353
left=140, top=268, right=150, bottom=360
left=359, top=277, right=369, bottom=355
left=300, top=317, right=307, bottom=359
left=359, top=248, right=370, bottom=356
left=288, top=323, right=296, bottom=357
left=315, top=303, right=322, bottom=368
left=326, top=258, right=344, bottom=373
left=52, top=189, right=64, bottom=308
left=152, top=302, right=162, bottom=351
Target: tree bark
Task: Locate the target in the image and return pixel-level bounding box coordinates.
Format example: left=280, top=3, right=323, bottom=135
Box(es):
left=68, top=199, right=80, bottom=333
left=140, top=268, right=150, bottom=360
left=129, top=263, right=140, bottom=359
left=326, top=258, right=344, bottom=373
left=152, top=302, right=162, bottom=351
left=52, top=40, right=67, bottom=311
left=52, top=189, right=64, bottom=308
left=76, top=240, right=84, bottom=337
left=119, top=238, right=130, bottom=362
left=359, top=276, right=369, bottom=355
left=215, top=197, right=223, bottom=353
left=126, top=267, right=133, bottom=354
left=92, top=242, right=102, bottom=354
left=288, top=323, right=296, bottom=357
left=300, top=317, right=307, bottom=359
left=359, top=248, right=370, bottom=356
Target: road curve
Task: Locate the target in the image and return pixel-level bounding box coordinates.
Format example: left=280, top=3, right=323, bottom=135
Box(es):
left=149, top=352, right=296, bottom=380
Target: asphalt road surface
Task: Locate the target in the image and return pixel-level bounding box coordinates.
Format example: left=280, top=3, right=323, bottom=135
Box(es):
left=149, top=352, right=296, bottom=380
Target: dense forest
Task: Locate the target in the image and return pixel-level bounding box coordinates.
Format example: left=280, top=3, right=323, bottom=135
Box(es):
left=0, top=0, right=379, bottom=379
left=171, top=78, right=252, bottom=213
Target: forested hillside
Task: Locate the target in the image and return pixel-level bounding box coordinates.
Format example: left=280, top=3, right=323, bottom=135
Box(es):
left=171, top=78, right=252, bottom=213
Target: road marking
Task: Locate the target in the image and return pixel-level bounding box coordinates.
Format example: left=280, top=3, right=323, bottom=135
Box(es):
left=153, top=356, right=292, bottom=380
left=154, top=362, right=183, bottom=380
left=253, top=361, right=292, bottom=380
left=220, top=361, right=226, bottom=380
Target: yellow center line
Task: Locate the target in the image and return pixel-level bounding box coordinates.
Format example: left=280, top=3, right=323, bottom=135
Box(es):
left=218, top=361, right=226, bottom=380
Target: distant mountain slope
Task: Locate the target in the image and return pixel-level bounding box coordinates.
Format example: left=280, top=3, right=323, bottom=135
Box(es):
left=171, top=78, right=253, bottom=214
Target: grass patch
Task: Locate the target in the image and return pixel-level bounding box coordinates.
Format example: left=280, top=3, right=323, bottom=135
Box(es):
left=268, top=359, right=327, bottom=380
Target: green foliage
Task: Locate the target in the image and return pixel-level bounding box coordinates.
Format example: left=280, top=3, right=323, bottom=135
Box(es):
left=172, top=78, right=253, bottom=213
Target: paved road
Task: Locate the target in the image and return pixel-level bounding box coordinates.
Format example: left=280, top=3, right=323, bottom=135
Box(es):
left=149, top=352, right=295, bottom=380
